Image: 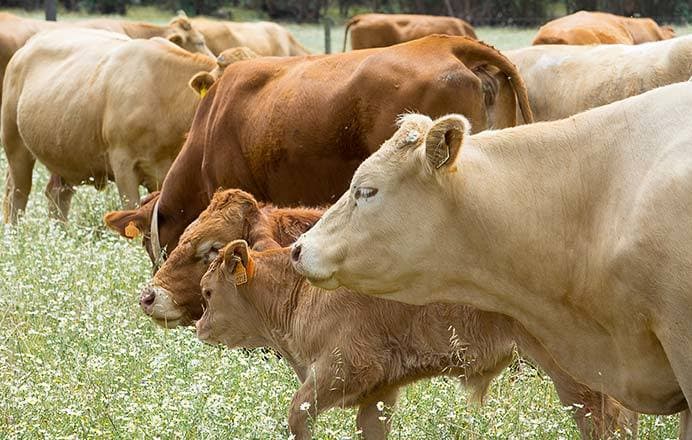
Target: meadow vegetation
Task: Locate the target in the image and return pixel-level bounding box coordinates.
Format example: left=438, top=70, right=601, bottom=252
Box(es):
left=0, top=14, right=686, bottom=438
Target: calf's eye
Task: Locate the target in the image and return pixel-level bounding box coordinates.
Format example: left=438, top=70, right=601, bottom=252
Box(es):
left=354, top=187, right=378, bottom=201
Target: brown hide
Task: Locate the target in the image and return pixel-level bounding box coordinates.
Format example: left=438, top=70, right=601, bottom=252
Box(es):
left=104, top=35, right=533, bottom=266
left=134, top=189, right=322, bottom=326
left=532, top=11, right=675, bottom=45
left=345, top=13, right=477, bottom=51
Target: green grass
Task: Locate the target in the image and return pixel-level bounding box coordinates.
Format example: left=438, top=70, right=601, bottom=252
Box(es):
left=0, top=13, right=685, bottom=438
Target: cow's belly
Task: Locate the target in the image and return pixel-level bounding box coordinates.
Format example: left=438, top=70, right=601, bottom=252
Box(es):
left=16, top=89, right=110, bottom=185
left=526, top=310, right=685, bottom=414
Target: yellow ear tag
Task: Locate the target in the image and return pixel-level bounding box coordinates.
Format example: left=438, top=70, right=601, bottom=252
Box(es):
left=200, top=86, right=207, bottom=98
left=124, top=221, right=140, bottom=238
left=233, top=260, right=247, bottom=285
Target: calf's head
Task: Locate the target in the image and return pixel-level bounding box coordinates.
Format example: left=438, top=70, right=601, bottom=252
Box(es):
left=291, top=113, right=470, bottom=302
left=197, top=240, right=264, bottom=347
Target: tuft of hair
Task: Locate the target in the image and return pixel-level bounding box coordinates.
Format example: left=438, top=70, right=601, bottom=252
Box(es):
left=396, top=113, right=433, bottom=128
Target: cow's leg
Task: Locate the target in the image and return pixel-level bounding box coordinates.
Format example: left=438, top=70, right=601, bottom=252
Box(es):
left=355, top=388, right=399, bottom=440
left=3, top=141, right=35, bottom=224
left=44, top=174, right=75, bottom=222
left=288, top=364, right=353, bottom=440
left=108, top=148, right=140, bottom=209
left=514, top=325, right=638, bottom=439
left=680, top=409, right=691, bottom=440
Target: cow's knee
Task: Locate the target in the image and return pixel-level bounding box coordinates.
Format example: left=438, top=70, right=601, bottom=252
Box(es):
left=45, top=175, right=75, bottom=222
left=356, top=389, right=398, bottom=440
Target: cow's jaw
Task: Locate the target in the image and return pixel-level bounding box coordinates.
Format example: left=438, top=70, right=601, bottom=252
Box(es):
left=141, top=285, right=188, bottom=328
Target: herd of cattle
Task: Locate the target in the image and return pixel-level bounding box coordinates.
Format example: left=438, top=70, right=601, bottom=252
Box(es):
left=1, top=7, right=690, bottom=439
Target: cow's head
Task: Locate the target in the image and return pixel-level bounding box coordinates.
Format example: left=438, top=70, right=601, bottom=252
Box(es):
left=197, top=240, right=263, bottom=347
left=166, top=11, right=214, bottom=57
left=129, top=190, right=264, bottom=328
left=189, top=47, right=259, bottom=97
left=291, top=113, right=470, bottom=302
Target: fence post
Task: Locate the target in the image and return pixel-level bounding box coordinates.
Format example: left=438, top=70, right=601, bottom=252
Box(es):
left=323, top=17, right=333, bottom=54
left=45, top=0, right=57, bottom=21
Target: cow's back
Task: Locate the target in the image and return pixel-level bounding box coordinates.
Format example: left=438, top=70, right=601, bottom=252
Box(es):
left=533, top=11, right=633, bottom=45
left=194, top=37, right=487, bottom=205
left=349, top=14, right=476, bottom=50
left=506, top=37, right=692, bottom=121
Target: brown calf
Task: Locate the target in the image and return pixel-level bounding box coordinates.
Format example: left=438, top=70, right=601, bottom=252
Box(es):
left=139, top=189, right=322, bottom=328
left=198, top=240, right=514, bottom=439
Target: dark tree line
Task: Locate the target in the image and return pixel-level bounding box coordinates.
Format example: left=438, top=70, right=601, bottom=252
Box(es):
left=1, top=0, right=688, bottom=24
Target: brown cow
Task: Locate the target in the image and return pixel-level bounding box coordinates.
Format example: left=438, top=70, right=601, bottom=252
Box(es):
left=146, top=188, right=636, bottom=438
left=104, top=35, right=533, bottom=267
left=139, top=189, right=322, bottom=328
left=344, top=13, right=477, bottom=51
left=191, top=17, right=310, bottom=56
left=532, top=11, right=675, bottom=45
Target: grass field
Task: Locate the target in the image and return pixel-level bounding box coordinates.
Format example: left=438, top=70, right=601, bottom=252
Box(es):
left=0, top=8, right=686, bottom=438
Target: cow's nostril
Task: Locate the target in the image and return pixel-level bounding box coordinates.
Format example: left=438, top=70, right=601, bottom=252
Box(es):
left=140, top=290, right=156, bottom=309
left=291, top=244, right=302, bottom=262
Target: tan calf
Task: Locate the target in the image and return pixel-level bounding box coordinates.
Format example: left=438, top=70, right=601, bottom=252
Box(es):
left=198, top=240, right=515, bottom=439
left=2, top=28, right=215, bottom=222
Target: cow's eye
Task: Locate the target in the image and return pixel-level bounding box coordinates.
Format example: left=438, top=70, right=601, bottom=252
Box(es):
left=202, top=247, right=220, bottom=264
left=354, top=187, right=378, bottom=201
left=203, top=288, right=212, bottom=300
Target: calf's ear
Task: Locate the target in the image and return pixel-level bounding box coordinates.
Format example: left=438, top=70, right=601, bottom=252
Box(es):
left=189, top=72, right=215, bottom=97
left=222, top=240, right=253, bottom=286
left=424, top=114, right=470, bottom=170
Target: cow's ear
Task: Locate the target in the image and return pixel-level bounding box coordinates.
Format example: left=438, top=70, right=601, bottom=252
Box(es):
left=222, top=240, right=253, bottom=285
left=168, top=33, right=184, bottom=47
left=104, top=209, right=146, bottom=239
left=189, top=71, right=215, bottom=97
left=424, top=114, right=470, bottom=170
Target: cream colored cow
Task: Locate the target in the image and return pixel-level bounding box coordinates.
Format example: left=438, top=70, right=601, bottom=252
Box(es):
left=506, top=35, right=692, bottom=122
left=2, top=28, right=215, bottom=223
left=292, top=82, right=692, bottom=435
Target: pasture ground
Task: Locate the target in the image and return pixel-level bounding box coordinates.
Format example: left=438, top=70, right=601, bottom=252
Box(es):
left=0, top=10, right=687, bottom=438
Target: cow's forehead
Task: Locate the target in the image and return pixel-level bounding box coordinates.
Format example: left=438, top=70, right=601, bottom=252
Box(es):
left=352, top=114, right=430, bottom=184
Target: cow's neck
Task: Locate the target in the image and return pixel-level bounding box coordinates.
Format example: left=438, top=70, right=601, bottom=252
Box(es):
left=242, top=251, right=304, bottom=349
left=430, top=114, right=681, bottom=412
left=157, top=165, right=209, bottom=254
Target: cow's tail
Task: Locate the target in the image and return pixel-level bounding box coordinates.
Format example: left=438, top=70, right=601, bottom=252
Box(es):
left=342, top=16, right=360, bottom=52
left=454, top=37, right=534, bottom=124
